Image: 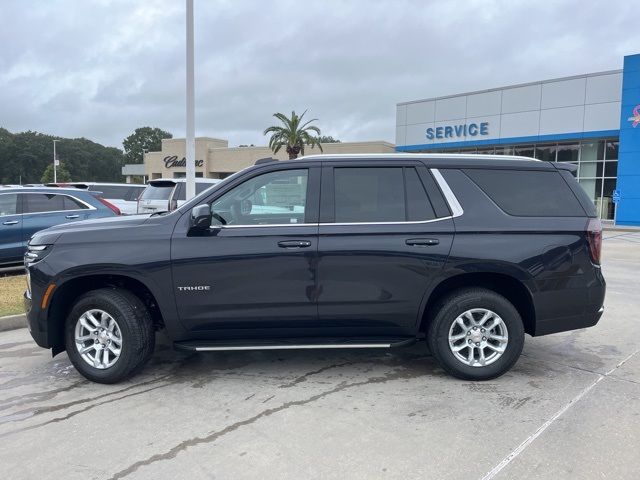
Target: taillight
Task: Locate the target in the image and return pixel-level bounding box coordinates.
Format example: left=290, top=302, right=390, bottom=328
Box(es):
left=97, top=197, right=121, bottom=216
left=586, top=218, right=602, bottom=265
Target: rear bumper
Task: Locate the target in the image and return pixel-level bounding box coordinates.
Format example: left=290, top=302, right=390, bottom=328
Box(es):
left=534, top=306, right=604, bottom=336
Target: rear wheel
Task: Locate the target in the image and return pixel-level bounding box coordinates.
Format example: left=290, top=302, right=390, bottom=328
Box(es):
left=65, top=288, right=154, bottom=384
left=427, top=288, right=524, bottom=380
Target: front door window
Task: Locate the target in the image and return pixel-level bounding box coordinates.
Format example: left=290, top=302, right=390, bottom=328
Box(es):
left=211, top=169, right=308, bottom=226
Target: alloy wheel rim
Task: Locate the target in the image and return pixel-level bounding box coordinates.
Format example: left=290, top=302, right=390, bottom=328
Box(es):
left=74, top=309, right=123, bottom=369
left=448, top=308, right=508, bottom=367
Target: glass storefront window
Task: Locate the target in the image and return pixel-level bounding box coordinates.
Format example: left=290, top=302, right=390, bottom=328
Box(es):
left=557, top=143, right=579, bottom=162
left=494, top=146, right=514, bottom=155
left=604, top=161, right=618, bottom=178
left=514, top=145, right=534, bottom=158
left=534, top=144, right=556, bottom=161
left=602, top=178, right=617, bottom=220
left=579, top=179, right=598, bottom=201
left=580, top=141, right=605, bottom=161
left=580, top=161, right=604, bottom=178
left=476, top=147, right=495, bottom=154
left=605, top=141, right=619, bottom=160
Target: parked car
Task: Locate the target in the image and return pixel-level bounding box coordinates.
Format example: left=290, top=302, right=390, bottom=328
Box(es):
left=0, top=187, right=120, bottom=266
left=24, top=154, right=605, bottom=384
left=46, top=183, right=145, bottom=215
left=137, top=178, right=222, bottom=214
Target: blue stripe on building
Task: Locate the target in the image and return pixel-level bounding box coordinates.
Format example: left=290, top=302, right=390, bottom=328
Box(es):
left=616, top=53, right=640, bottom=226
left=395, top=130, right=620, bottom=152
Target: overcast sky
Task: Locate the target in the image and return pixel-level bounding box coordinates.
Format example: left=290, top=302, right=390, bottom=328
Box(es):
left=1, top=0, right=638, bottom=150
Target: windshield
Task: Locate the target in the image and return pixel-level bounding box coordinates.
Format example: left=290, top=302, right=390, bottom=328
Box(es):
left=140, top=184, right=174, bottom=201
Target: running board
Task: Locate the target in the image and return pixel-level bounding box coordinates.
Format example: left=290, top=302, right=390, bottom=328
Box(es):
left=174, top=337, right=415, bottom=352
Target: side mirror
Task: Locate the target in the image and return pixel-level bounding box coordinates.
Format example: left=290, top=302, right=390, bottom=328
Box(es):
left=189, top=204, right=212, bottom=234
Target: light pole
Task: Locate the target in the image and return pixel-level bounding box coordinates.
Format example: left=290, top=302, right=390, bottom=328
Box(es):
left=52, top=139, right=60, bottom=183
left=185, top=0, right=196, bottom=199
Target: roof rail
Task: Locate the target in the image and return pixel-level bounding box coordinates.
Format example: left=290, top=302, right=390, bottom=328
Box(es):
left=255, top=157, right=278, bottom=165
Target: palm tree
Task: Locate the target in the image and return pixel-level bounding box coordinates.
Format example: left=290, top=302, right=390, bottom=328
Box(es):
left=263, top=110, right=323, bottom=159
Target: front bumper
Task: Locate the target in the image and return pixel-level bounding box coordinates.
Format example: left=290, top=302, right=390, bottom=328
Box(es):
left=24, top=289, right=49, bottom=348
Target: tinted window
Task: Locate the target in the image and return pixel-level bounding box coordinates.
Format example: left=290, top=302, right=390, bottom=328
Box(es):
left=63, top=196, right=88, bottom=210
left=140, top=184, right=174, bottom=200
left=334, top=168, right=405, bottom=222
left=24, top=193, right=66, bottom=213
left=93, top=185, right=130, bottom=199
left=211, top=169, right=308, bottom=226
left=464, top=169, right=585, bottom=217
left=420, top=169, right=451, bottom=218
left=0, top=194, right=19, bottom=216
left=127, top=186, right=145, bottom=201
left=405, top=168, right=436, bottom=221
left=174, top=182, right=217, bottom=201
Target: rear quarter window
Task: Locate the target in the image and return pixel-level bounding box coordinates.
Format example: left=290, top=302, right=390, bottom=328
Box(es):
left=463, top=169, right=586, bottom=217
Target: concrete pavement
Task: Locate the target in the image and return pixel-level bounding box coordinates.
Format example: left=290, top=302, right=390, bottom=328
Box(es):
left=0, top=233, right=639, bottom=480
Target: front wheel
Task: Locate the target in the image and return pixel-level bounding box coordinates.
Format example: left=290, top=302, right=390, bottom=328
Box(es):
left=65, top=288, right=155, bottom=384
left=427, top=288, right=524, bottom=380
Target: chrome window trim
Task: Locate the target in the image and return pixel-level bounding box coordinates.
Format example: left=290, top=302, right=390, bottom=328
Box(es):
left=430, top=168, right=463, bottom=218
left=203, top=167, right=463, bottom=228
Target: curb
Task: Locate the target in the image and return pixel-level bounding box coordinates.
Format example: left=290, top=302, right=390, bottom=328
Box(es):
left=0, top=314, right=27, bottom=332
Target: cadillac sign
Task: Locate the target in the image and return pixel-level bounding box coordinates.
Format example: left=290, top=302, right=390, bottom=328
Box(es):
left=164, top=155, right=204, bottom=168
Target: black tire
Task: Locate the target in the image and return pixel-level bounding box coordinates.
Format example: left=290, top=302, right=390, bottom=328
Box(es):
left=427, top=288, right=524, bottom=380
left=65, top=288, right=155, bottom=384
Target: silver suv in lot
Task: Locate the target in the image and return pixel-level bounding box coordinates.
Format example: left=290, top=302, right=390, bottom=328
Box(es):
left=137, top=178, right=222, bottom=214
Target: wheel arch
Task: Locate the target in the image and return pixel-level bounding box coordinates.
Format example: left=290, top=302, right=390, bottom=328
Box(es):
left=47, top=274, right=165, bottom=355
left=419, top=272, right=536, bottom=335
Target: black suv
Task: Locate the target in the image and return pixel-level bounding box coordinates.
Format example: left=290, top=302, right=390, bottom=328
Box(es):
left=24, top=154, right=605, bottom=383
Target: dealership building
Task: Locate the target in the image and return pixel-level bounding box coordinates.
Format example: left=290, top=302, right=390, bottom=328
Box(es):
left=126, top=138, right=394, bottom=182
left=127, top=54, right=639, bottom=225
left=396, top=53, right=640, bottom=225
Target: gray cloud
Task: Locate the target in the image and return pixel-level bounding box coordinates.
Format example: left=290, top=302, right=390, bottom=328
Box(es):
left=0, top=0, right=638, bottom=149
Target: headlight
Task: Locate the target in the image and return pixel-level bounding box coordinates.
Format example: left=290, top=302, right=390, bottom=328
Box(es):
left=24, top=244, right=52, bottom=266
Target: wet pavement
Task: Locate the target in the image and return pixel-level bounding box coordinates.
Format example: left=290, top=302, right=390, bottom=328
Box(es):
left=1, top=233, right=639, bottom=480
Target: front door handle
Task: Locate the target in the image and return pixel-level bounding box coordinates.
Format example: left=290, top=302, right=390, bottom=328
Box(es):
left=65, top=214, right=80, bottom=219
left=406, top=238, right=439, bottom=246
left=2, top=220, right=19, bottom=225
left=278, top=240, right=312, bottom=248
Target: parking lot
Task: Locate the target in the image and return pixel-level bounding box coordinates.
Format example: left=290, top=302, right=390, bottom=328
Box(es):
left=0, top=232, right=638, bottom=480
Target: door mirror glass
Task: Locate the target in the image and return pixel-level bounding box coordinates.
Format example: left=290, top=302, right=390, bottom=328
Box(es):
left=189, top=204, right=212, bottom=234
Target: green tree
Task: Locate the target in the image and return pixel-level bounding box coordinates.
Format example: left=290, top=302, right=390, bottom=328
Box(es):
left=122, top=127, right=173, bottom=164
left=263, top=110, right=323, bottom=159
left=41, top=162, right=72, bottom=183
left=0, top=128, right=125, bottom=184
left=317, top=135, right=340, bottom=143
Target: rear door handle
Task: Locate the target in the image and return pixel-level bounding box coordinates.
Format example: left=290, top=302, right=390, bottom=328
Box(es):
left=2, top=220, right=19, bottom=225
left=406, top=238, right=439, bottom=246
left=65, top=215, right=80, bottom=219
left=278, top=240, right=312, bottom=248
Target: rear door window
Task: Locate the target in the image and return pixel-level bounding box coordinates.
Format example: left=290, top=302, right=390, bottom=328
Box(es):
left=0, top=194, right=19, bottom=216
left=334, top=167, right=405, bottom=222
left=405, top=168, right=436, bottom=221
left=23, top=193, right=81, bottom=213
left=24, top=194, right=65, bottom=213
left=332, top=167, right=442, bottom=223
left=463, top=169, right=585, bottom=216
